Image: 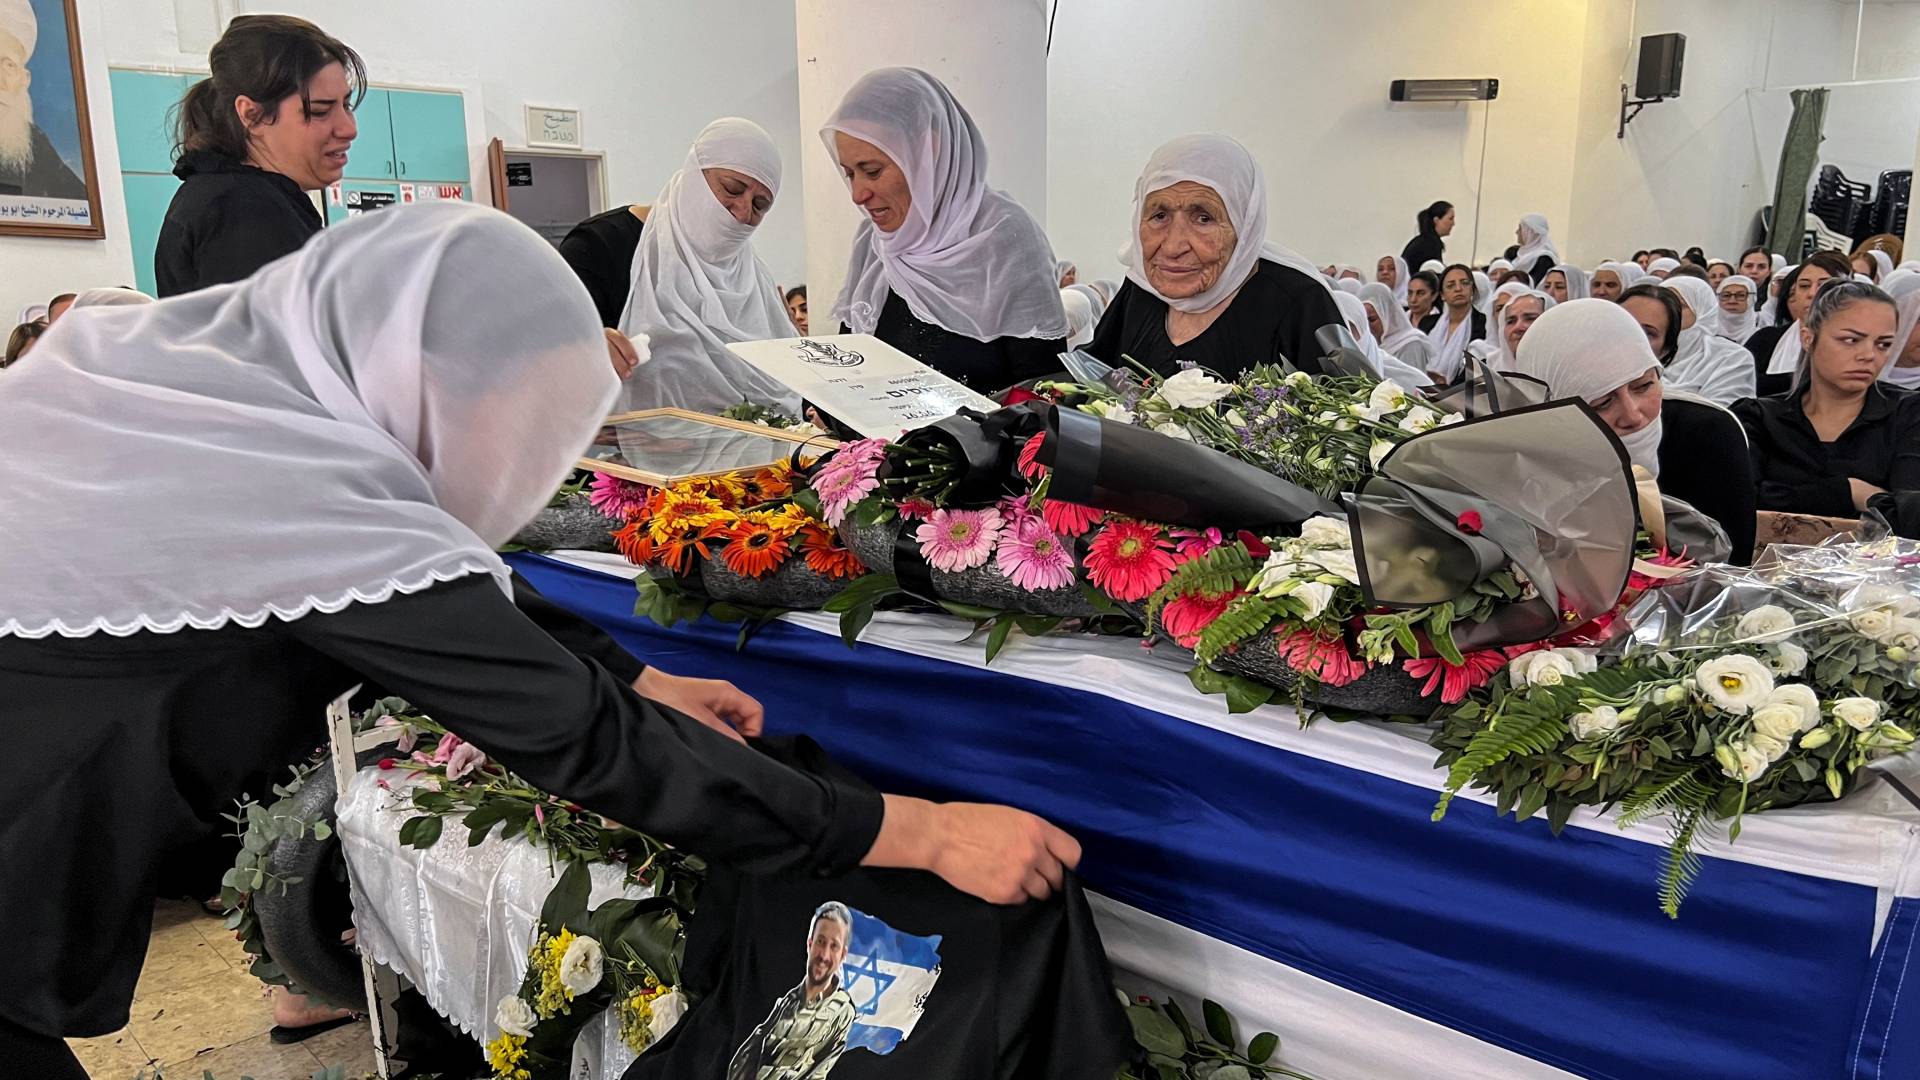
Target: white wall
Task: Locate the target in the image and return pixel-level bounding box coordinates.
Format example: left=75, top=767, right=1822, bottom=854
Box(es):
left=4, top=0, right=811, bottom=321
left=1044, top=0, right=1595, bottom=280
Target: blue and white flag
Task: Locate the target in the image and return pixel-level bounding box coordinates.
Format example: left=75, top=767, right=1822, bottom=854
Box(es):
left=838, top=906, right=942, bottom=1055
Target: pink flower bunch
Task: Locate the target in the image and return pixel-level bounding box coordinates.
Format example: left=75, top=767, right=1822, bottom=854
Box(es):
left=1276, top=629, right=1370, bottom=688
left=811, top=440, right=890, bottom=526
left=1085, top=520, right=1177, bottom=602
left=994, top=515, right=1076, bottom=590
left=376, top=714, right=417, bottom=753
left=1041, top=497, right=1104, bottom=538
left=1160, top=588, right=1242, bottom=648
left=586, top=472, right=653, bottom=520
left=915, top=507, right=1004, bottom=572
left=430, top=732, right=489, bottom=782
left=1402, top=646, right=1529, bottom=703
left=1171, top=527, right=1226, bottom=563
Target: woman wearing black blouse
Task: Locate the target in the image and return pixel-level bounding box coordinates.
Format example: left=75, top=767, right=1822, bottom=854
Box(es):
left=820, top=69, right=1068, bottom=392
left=1085, top=133, right=1340, bottom=379
left=1401, top=200, right=1452, bottom=271
left=1734, top=280, right=1920, bottom=536
left=154, top=16, right=362, bottom=297
left=1745, top=250, right=1853, bottom=399
left=0, top=206, right=1080, bottom=1079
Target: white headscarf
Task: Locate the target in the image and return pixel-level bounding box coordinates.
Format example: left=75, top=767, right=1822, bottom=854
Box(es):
left=1337, top=288, right=1432, bottom=388
left=1882, top=290, right=1920, bottom=391
left=1866, top=250, right=1894, bottom=281
left=822, top=68, right=1067, bottom=342
left=1647, top=257, right=1680, bottom=278
left=1493, top=288, right=1557, bottom=366
left=1507, top=298, right=1664, bottom=475
left=70, top=287, right=154, bottom=309
left=1472, top=270, right=1495, bottom=316
left=1712, top=274, right=1761, bottom=343
left=1548, top=263, right=1589, bottom=301
left=0, top=202, right=614, bottom=638
left=1486, top=280, right=1530, bottom=355
left=1759, top=264, right=1793, bottom=323
left=1376, top=254, right=1410, bottom=303
left=1336, top=277, right=1364, bottom=296
left=1061, top=287, right=1096, bottom=348
left=1418, top=258, right=1445, bottom=275
left=1488, top=258, right=1513, bottom=277
left=1120, top=133, right=1331, bottom=314
left=1424, top=268, right=1481, bottom=382
left=1661, top=276, right=1756, bottom=406
left=1880, top=268, right=1920, bottom=300
left=1359, top=281, right=1426, bottom=358
left=615, top=118, right=795, bottom=414
left=1772, top=254, right=1788, bottom=271
left=1513, top=214, right=1557, bottom=272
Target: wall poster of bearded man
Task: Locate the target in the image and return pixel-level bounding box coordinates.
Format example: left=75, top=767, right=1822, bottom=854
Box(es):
left=0, top=0, right=102, bottom=237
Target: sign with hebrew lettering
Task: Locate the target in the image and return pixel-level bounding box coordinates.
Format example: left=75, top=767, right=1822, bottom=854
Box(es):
left=726, top=334, right=999, bottom=439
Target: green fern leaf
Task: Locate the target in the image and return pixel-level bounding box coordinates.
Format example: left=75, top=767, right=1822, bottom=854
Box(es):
left=1433, top=710, right=1569, bottom=821
left=1193, top=594, right=1293, bottom=664
left=1618, top=764, right=1716, bottom=830
left=1658, top=800, right=1724, bottom=918
left=1145, top=544, right=1257, bottom=626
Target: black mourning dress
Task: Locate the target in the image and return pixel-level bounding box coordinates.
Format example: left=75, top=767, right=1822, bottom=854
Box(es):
left=155, top=150, right=323, bottom=298
left=1400, top=233, right=1443, bottom=272
left=845, top=291, right=1066, bottom=394
left=1732, top=384, right=1920, bottom=536
left=1744, top=324, right=1798, bottom=400
left=1085, top=259, right=1341, bottom=379
left=0, top=574, right=882, bottom=1042
left=1658, top=397, right=1758, bottom=565
left=557, top=205, right=647, bottom=328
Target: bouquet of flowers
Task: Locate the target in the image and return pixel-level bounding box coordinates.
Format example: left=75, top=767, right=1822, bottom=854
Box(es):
left=1430, top=559, right=1920, bottom=916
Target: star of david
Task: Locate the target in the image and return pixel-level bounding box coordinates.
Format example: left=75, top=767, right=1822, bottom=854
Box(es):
left=840, top=952, right=896, bottom=1016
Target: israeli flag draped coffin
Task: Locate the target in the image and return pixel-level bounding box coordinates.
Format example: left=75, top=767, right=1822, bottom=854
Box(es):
left=841, top=906, right=942, bottom=1055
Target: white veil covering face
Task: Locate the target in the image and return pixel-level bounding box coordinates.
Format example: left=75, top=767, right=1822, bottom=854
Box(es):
left=1513, top=214, right=1558, bottom=270
left=0, top=202, right=615, bottom=639
left=617, top=117, right=798, bottom=414
left=1337, top=287, right=1432, bottom=388
left=1713, top=275, right=1761, bottom=343
left=821, top=67, right=1068, bottom=342
left=1661, top=276, right=1756, bottom=406
left=1121, top=132, right=1333, bottom=314
left=1883, top=290, right=1920, bottom=390
left=1507, top=298, right=1664, bottom=476
left=1548, top=263, right=1590, bottom=301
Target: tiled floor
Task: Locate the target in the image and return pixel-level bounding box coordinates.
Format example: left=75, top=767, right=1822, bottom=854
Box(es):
left=64, top=900, right=379, bottom=1080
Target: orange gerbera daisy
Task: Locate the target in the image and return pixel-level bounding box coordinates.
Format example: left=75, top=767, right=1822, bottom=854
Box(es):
left=655, top=519, right=729, bottom=575
left=800, top=525, right=864, bottom=579
left=720, top=520, right=793, bottom=578
left=646, top=489, right=726, bottom=543
left=741, top=465, right=794, bottom=504
left=613, top=520, right=656, bottom=566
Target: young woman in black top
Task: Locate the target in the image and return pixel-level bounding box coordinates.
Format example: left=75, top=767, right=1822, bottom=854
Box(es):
left=1746, top=250, right=1853, bottom=399
left=1401, top=200, right=1452, bottom=271
left=556, top=204, right=648, bottom=327
left=1733, top=281, right=1920, bottom=536
left=153, top=16, right=363, bottom=297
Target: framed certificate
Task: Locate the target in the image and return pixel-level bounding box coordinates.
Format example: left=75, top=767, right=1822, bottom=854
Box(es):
left=579, top=408, right=833, bottom=487
left=724, top=334, right=999, bottom=439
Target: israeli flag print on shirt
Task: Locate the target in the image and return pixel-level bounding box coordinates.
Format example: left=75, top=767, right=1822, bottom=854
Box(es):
left=840, top=906, right=942, bottom=1054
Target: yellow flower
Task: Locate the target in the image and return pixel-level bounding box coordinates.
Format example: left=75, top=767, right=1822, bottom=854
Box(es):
left=532, top=928, right=580, bottom=1018
left=485, top=1031, right=532, bottom=1080
left=615, top=986, right=658, bottom=1053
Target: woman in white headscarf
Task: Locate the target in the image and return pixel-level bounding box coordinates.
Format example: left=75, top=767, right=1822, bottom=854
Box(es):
left=1086, top=133, right=1342, bottom=379
left=1705, top=259, right=1734, bottom=289
left=822, top=68, right=1069, bottom=392
left=69, top=287, right=155, bottom=310
left=1491, top=287, right=1555, bottom=365
left=1654, top=276, right=1756, bottom=406
left=1418, top=263, right=1485, bottom=383
left=1060, top=287, right=1098, bottom=348
left=1882, top=288, right=1920, bottom=391
left=1511, top=214, right=1558, bottom=284
left=1542, top=264, right=1588, bottom=304
left=1374, top=253, right=1409, bottom=304
left=615, top=118, right=796, bottom=414
left=1338, top=287, right=1430, bottom=388
left=1359, top=281, right=1432, bottom=379
left=1646, top=257, right=1680, bottom=280
left=1508, top=298, right=1755, bottom=561
left=1712, top=274, right=1761, bottom=344
left=0, top=203, right=1081, bottom=1076
left=1588, top=261, right=1638, bottom=302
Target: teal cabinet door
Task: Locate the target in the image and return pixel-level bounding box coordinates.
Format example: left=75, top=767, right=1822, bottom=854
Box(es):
left=121, top=172, right=183, bottom=296
left=343, top=88, right=396, bottom=181
left=387, top=90, right=469, bottom=183
left=109, top=70, right=191, bottom=174
left=324, top=181, right=402, bottom=226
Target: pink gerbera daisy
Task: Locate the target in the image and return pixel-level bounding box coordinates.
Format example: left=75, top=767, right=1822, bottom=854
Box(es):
left=1085, top=520, right=1177, bottom=602
left=1170, top=527, right=1227, bottom=563
left=916, top=508, right=1004, bottom=572
left=1041, top=497, right=1104, bottom=538
left=1402, top=647, right=1517, bottom=704
left=994, top=519, right=1076, bottom=590
left=1017, top=436, right=1048, bottom=479
left=897, top=498, right=936, bottom=521
left=816, top=466, right=881, bottom=526
left=587, top=472, right=652, bottom=520
left=1275, top=629, right=1370, bottom=687
left=1159, top=588, right=1242, bottom=648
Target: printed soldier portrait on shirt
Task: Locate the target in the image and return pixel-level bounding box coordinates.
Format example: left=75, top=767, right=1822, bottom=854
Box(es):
left=727, top=901, right=943, bottom=1079
left=0, top=0, right=103, bottom=237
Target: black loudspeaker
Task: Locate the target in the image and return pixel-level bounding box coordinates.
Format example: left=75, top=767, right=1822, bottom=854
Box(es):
left=1636, top=33, right=1685, bottom=99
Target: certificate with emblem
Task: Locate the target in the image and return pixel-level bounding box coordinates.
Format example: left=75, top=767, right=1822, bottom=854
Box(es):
left=725, top=334, right=999, bottom=439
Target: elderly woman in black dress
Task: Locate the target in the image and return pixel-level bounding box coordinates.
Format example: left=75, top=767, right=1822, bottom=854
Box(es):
left=1086, top=133, right=1342, bottom=379
left=0, top=204, right=1080, bottom=1078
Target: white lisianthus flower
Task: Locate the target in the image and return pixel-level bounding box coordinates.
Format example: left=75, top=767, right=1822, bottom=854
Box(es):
left=558, top=935, right=605, bottom=995
left=1850, top=584, right=1920, bottom=617
left=1223, top=408, right=1247, bottom=428
left=1799, top=726, right=1835, bottom=750
left=1107, top=405, right=1137, bottom=426
left=1750, top=703, right=1803, bottom=744
left=1720, top=740, right=1771, bottom=783
left=1767, top=642, right=1808, bottom=677
left=1550, top=648, right=1598, bottom=675
left=1749, top=732, right=1790, bottom=762
left=1159, top=368, right=1234, bottom=408
left=1694, top=655, right=1774, bottom=714
left=495, top=995, right=536, bottom=1038
left=1368, top=440, right=1395, bottom=468
left=1851, top=608, right=1895, bottom=641
left=1884, top=618, right=1920, bottom=652
left=648, top=988, right=686, bottom=1041
left=1510, top=650, right=1577, bottom=688
left=1735, top=605, right=1798, bottom=644
left=1297, top=516, right=1353, bottom=550
left=1285, top=370, right=1313, bottom=387
left=1334, top=418, right=1356, bottom=432
left=1290, top=580, right=1336, bottom=619
left=1569, top=706, right=1621, bottom=741
left=1346, top=402, right=1367, bottom=417
left=1763, top=684, right=1822, bottom=731
left=1249, top=555, right=1302, bottom=597
left=1152, top=421, right=1194, bottom=441
left=1398, top=406, right=1439, bottom=433
left=1302, top=546, right=1360, bottom=585
left=1834, top=697, right=1882, bottom=732
left=1367, top=380, right=1407, bottom=414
